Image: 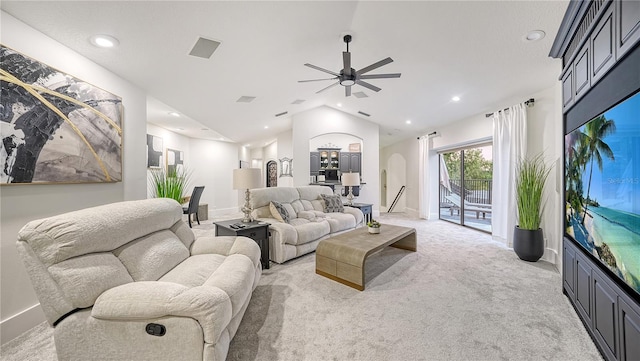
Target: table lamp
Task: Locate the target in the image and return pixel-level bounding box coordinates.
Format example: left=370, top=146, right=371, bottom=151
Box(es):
left=342, top=172, right=360, bottom=206
left=233, top=168, right=261, bottom=222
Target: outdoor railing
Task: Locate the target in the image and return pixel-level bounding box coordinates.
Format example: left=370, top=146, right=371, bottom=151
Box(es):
left=440, top=179, right=492, bottom=205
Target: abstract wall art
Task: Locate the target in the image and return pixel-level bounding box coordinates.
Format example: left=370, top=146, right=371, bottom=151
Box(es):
left=166, top=148, right=184, bottom=175
left=1, top=45, right=123, bottom=184
left=147, top=134, right=163, bottom=168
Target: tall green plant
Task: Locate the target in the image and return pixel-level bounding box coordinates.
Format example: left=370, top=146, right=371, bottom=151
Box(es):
left=149, top=167, right=191, bottom=203
left=516, top=153, right=552, bottom=230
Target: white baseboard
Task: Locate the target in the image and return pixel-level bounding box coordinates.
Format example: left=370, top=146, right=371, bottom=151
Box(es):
left=1, top=303, right=46, bottom=345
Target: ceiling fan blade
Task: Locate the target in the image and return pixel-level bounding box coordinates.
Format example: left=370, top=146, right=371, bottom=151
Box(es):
left=298, top=77, right=338, bottom=83
left=356, top=80, right=381, bottom=92
left=343, top=52, right=351, bottom=76
left=316, top=82, right=340, bottom=94
left=356, top=57, right=393, bottom=75
left=304, top=63, right=339, bottom=76
left=346, top=85, right=352, bottom=97
left=359, top=73, right=401, bottom=79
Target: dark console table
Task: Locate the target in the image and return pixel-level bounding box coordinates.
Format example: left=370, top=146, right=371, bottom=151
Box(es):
left=214, top=219, right=270, bottom=269
left=346, top=203, right=373, bottom=223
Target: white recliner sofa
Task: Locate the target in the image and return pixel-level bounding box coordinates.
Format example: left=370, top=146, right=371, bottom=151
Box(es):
left=249, top=186, right=364, bottom=263
left=16, top=198, right=261, bottom=361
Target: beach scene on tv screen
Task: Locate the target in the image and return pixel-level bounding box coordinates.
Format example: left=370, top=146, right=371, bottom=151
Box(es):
left=565, top=91, right=640, bottom=294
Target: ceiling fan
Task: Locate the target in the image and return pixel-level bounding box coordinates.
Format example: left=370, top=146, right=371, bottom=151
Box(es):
left=299, top=35, right=401, bottom=97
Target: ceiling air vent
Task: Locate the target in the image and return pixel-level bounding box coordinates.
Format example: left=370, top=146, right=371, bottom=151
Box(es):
left=358, top=111, right=370, bottom=117
left=236, top=96, right=256, bottom=103
left=188, top=37, right=221, bottom=59
left=353, top=92, right=368, bottom=98
left=275, top=111, right=288, bottom=117
left=291, top=99, right=306, bottom=105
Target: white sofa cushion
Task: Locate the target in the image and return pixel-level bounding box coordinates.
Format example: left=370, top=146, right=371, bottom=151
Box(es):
left=325, top=212, right=357, bottom=233
left=114, top=230, right=189, bottom=281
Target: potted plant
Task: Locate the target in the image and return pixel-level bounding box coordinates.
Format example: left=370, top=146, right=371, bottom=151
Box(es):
left=367, top=219, right=381, bottom=234
left=513, top=153, right=552, bottom=262
left=149, top=167, right=191, bottom=204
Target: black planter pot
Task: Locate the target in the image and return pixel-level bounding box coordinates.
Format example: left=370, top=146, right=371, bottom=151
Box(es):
left=513, top=226, right=544, bottom=262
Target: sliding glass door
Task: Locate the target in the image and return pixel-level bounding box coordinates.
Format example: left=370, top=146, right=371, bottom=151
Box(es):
left=439, top=144, right=492, bottom=232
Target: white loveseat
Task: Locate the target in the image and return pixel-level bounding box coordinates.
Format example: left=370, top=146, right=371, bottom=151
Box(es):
left=249, top=186, right=364, bottom=263
left=16, top=198, right=261, bottom=361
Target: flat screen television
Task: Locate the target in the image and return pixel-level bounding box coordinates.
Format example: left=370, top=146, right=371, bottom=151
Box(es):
left=565, top=89, right=640, bottom=298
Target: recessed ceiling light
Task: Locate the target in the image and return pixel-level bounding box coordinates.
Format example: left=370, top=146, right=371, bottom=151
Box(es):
left=264, top=126, right=269, bottom=129
left=452, top=96, right=461, bottom=102
left=405, top=120, right=411, bottom=124
left=176, top=128, right=184, bottom=131
left=525, top=30, right=546, bottom=42
left=89, top=34, right=119, bottom=48
left=168, top=111, right=180, bottom=117
left=337, top=103, right=343, bottom=107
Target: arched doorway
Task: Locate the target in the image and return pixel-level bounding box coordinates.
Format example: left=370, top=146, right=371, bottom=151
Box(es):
left=266, top=160, right=277, bottom=187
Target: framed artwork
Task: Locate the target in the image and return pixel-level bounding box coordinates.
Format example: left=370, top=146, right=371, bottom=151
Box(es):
left=1, top=45, right=123, bottom=184
left=279, top=157, right=293, bottom=177
left=146, top=134, right=163, bottom=168
left=166, top=148, right=184, bottom=174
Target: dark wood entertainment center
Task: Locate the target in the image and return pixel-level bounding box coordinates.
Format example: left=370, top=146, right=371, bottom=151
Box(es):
left=550, top=1, right=640, bottom=360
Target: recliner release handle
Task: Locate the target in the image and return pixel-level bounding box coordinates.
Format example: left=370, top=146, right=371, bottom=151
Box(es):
left=145, top=323, right=166, bottom=336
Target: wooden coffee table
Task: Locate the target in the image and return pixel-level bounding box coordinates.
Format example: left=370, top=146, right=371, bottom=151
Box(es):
left=315, top=224, right=417, bottom=290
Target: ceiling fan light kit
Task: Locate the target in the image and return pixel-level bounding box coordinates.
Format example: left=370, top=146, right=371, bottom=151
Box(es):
left=299, top=35, right=401, bottom=97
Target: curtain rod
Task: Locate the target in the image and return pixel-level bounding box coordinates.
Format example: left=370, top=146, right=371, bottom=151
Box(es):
left=485, top=98, right=535, bottom=118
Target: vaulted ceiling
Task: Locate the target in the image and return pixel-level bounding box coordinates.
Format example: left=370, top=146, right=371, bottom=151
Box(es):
left=1, top=1, right=568, bottom=148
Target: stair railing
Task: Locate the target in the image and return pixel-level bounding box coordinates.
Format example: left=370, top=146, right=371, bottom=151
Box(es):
left=388, top=185, right=405, bottom=213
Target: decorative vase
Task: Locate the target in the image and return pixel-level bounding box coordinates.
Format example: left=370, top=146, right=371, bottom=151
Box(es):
left=513, top=226, right=544, bottom=262
left=368, top=227, right=380, bottom=234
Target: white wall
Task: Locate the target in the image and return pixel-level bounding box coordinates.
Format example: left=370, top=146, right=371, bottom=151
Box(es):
left=146, top=124, right=242, bottom=217
left=0, top=12, right=147, bottom=343
left=292, top=106, right=379, bottom=214
left=380, top=85, right=563, bottom=265
left=189, top=139, right=242, bottom=217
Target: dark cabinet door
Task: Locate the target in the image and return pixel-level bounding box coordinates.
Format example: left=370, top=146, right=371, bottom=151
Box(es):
left=349, top=152, right=361, bottom=173
left=563, top=241, right=576, bottom=301
left=592, top=5, right=616, bottom=85
left=310, top=152, right=320, bottom=175
left=339, top=152, right=350, bottom=173
left=593, top=270, right=619, bottom=360
left=619, top=297, right=640, bottom=361
left=574, top=43, right=590, bottom=101
left=576, top=254, right=593, bottom=323
left=562, top=67, right=574, bottom=111
left=617, top=0, right=640, bottom=59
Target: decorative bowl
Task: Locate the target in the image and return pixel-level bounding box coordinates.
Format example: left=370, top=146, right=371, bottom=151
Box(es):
left=368, top=227, right=380, bottom=234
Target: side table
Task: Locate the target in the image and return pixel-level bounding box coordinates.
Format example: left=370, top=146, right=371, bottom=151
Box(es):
left=214, top=219, right=270, bottom=269
left=346, top=203, right=373, bottom=224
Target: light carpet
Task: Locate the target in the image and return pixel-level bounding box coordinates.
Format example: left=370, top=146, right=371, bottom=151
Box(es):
left=1, top=213, right=602, bottom=361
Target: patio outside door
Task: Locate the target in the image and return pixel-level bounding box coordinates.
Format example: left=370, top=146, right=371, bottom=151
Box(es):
left=439, top=144, right=492, bottom=233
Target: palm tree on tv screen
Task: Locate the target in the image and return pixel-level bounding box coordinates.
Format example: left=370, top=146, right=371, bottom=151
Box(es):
left=580, top=115, right=616, bottom=225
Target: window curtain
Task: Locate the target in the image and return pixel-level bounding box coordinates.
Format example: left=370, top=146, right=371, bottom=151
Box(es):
left=418, top=136, right=429, bottom=219
left=492, top=103, right=527, bottom=247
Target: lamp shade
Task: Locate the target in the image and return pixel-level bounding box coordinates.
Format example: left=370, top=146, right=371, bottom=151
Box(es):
left=341, top=172, right=360, bottom=187
left=233, top=168, right=261, bottom=190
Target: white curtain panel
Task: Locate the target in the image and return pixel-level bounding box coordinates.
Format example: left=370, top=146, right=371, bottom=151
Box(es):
left=418, top=137, right=429, bottom=219
left=492, top=103, right=527, bottom=247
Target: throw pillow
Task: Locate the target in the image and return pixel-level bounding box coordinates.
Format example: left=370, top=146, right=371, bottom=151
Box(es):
left=270, top=201, right=290, bottom=223
left=320, top=194, right=344, bottom=213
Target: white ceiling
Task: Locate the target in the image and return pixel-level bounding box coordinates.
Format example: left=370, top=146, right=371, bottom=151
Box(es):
left=1, top=1, right=568, bottom=148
